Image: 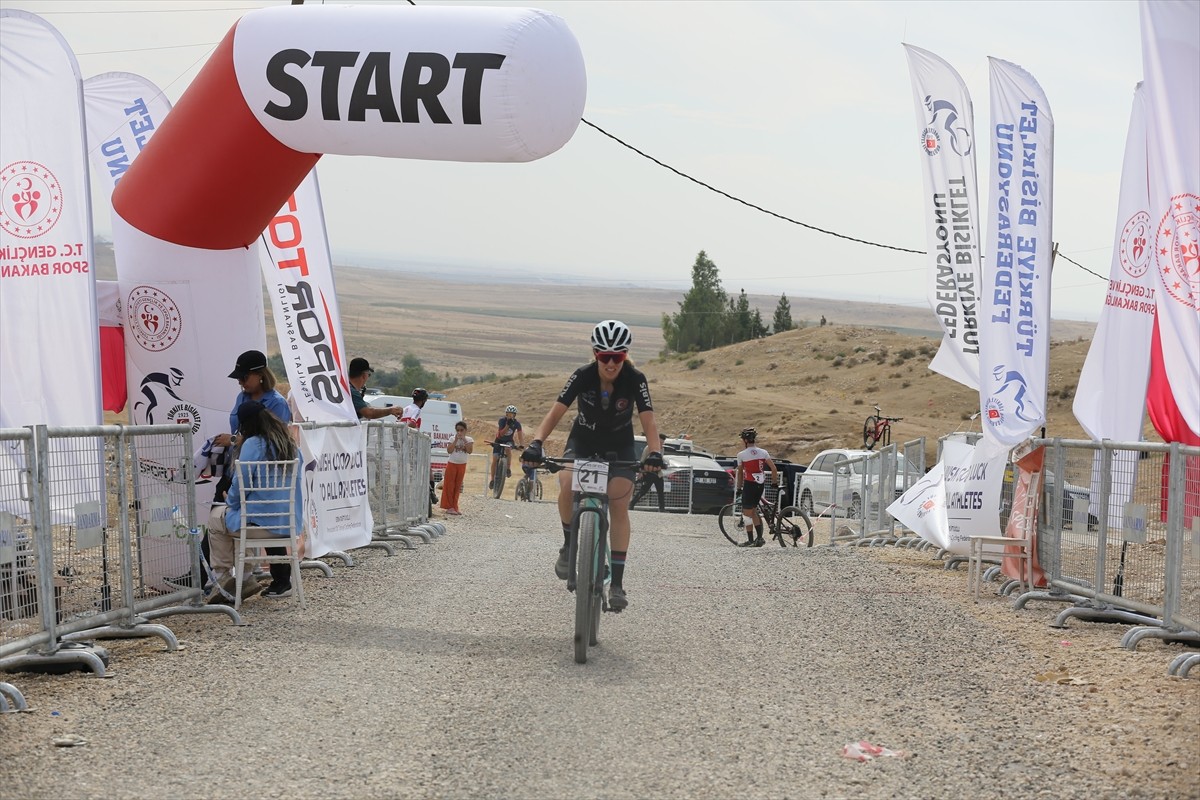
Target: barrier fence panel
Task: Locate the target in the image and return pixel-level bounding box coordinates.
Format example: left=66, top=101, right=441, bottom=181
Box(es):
left=1028, top=438, right=1200, bottom=636
left=0, top=428, right=48, bottom=661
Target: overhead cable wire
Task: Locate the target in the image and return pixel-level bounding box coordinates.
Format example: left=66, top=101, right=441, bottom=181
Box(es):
left=581, top=118, right=924, bottom=256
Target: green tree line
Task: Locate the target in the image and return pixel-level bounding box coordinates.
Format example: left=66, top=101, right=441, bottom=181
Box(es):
left=661, top=250, right=798, bottom=354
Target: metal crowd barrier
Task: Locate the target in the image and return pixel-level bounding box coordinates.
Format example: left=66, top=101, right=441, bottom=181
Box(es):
left=1012, top=439, right=1200, bottom=664
left=0, top=424, right=239, bottom=682
left=817, top=439, right=926, bottom=547
left=357, top=420, right=438, bottom=550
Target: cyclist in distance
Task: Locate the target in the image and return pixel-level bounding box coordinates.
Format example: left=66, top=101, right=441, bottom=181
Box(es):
left=489, top=405, right=524, bottom=490
left=734, top=427, right=779, bottom=547
left=522, top=320, right=662, bottom=611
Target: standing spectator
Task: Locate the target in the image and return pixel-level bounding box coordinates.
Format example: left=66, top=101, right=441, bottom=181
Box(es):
left=216, top=349, right=290, bottom=451
left=347, top=357, right=402, bottom=420
left=630, top=433, right=669, bottom=512
left=399, top=387, right=429, bottom=428
left=489, top=404, right=524, bottom=490
left=440, top=421, right=473, bottom=516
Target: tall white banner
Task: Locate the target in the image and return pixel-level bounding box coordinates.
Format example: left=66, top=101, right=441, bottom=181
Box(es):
left=904, top=44, right=982, bottom=389
left=980, top=58, right=1054, bottom=451
left=259, top=170, right=369, bottom=557
left=85, top=73, right=173, bottom=415
left=84, top=72, right=172, bottom=196
left=0, top=10, right=100, bottom=430
left=1141, top=0, right=1200, bottom=441
left=258, top=170, right=356, bottom=424
left=1073, top=84, right=1154, bottom=442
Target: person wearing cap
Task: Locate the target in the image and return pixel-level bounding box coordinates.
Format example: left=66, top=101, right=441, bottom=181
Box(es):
left=348, top=357, right=403, bottom=420
left=215, top=349, right=291, bottom=452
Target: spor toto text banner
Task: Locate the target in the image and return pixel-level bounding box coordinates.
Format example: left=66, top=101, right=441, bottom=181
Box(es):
left=904, top=44, right=982, bottom=390
left=259, top=169, right=356, bottom=424
left=980, top=58, right=1054, bottom=450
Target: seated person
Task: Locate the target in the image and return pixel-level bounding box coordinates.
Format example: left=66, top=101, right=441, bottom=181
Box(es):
left=205, top=400, right=304, bottom=602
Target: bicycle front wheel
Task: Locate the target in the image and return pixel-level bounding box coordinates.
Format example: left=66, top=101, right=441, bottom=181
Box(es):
left=778, top=506, right=814, bottom=548
left=574, top=508, right=602, bottom=664
left=492, top=461, right=507, bottom=499
left=718, top=503, right=748, bottom=545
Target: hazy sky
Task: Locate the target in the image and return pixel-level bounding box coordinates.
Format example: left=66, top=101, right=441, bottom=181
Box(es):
left=4, top=0, right=1143, bottom=322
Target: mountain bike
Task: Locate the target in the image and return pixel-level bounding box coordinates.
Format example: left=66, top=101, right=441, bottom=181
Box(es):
left=862, top=405, right=902, bottom=450
left=487, top=441, right=517, bottom=499
left=718, top=485, right=813, bottom=548
left=541, top=455, right=641, bottom=664
left=514, top=464, right=543, bottom=502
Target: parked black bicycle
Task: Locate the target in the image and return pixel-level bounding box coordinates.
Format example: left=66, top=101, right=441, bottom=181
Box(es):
left=718, top=486, right=814, bottom=548
left=541, top=454, right=641, bottom=664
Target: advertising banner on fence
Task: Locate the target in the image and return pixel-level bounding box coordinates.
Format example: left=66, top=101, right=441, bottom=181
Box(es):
left=1074, top=84, right=1154, bottom=443
left=980, top=58, right=1054, bottom=452
left=1140, top=1, right=1200, bottom=444
left=258, top=169, right=356, bottom=424
left=904, top=44, right=982, bottom=390
left=890, top=439, right=1005, bottom=554
left=0, top=10, right=101, bottom=431
left=299, top=424, right=373, bottom=557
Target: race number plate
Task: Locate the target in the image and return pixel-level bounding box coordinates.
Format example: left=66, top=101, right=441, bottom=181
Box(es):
left=572, top=460, right=608, bottom=493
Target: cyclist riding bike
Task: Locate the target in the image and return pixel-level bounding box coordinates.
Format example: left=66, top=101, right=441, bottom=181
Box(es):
left=489, top=405, right=524, bottom=490
left=734, top=427, right=779, bottom=547
left=522, top=320, right=662, bottom=611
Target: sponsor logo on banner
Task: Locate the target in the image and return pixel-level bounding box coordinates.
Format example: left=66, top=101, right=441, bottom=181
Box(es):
left=985, top=365, right=1037, bottom=429
left=0, top=161, right=63, bottom=238
left=126, top=285, right=182, bottom=351
left=1120, top=211, right=1152, bottom=279
left=921, top=95, right=972, bottom=157
left=133, top=366, right=199, bottom=428
left=165, top=401, right=202, bottom=434
left=1155, top=193, right=1200, bottom=310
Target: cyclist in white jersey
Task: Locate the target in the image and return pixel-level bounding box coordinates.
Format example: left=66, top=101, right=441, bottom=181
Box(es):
left=734, top=427, right=779, bottom=547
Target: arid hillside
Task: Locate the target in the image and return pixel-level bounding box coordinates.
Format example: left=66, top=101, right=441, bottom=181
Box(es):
left=445, top=324, right=1155, bottom=468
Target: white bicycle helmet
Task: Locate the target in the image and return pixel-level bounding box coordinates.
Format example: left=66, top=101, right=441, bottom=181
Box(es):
left=591, top=319, right=632, bottom=352
left=505, top=405, right=518, bottom=414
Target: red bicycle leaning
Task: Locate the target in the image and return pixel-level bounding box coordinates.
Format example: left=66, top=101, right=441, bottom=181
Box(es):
left=862, top=405, right=902, bottom=450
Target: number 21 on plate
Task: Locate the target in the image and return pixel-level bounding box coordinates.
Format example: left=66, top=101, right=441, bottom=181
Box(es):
left=573, top=460, right=608, bottom=493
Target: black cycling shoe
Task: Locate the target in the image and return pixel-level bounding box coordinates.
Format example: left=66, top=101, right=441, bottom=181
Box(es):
left=554, top=547, right=570, bottom=580
left=738, top=539, right=755, bottom=547
left=607, top=585, right=628, bottom=611
left=751, top=538, right=765, bottom=547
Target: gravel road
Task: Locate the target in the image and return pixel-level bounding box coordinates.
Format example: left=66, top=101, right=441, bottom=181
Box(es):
left=3, top=499, right=1197, bottom=800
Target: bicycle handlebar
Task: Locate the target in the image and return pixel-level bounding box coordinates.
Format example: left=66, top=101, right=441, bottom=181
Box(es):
left=539, top=456, right=642, bottom=475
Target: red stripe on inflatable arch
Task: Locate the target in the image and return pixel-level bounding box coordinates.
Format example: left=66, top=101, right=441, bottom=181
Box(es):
left=112, top=26, right=319, bottom=250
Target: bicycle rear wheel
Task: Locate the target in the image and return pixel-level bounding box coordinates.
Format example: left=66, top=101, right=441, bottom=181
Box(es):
left=718, top=503, right=748, bottom=545
left=862, top=416, right=878, bottom=450
left=574, top=508, right=601, bottom=664
left=778, top=506, right=814, bottom=548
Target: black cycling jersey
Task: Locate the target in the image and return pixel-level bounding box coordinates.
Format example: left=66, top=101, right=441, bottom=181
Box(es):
left=557, top=361, right=653, bottom=450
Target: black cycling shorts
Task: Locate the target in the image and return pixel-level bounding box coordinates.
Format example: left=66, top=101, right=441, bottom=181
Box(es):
left=741, top=480, right=766, bottom=509
left=562, top=439, right=638, bottom=483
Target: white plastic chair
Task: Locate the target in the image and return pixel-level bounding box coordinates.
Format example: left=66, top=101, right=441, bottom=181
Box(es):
left=233, top=458, right=305, bottom=610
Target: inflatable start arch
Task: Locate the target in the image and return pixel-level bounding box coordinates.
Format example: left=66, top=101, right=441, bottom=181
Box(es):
left=110, top=4, right=585, bottom=463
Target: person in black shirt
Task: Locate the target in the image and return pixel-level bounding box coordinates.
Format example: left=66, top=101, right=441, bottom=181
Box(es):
left=522, top=320, right=662, bottom=611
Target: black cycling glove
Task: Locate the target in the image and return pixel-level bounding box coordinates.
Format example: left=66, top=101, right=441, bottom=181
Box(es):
left=522, top=440, right=545, bottom=464
left=644, top=451, right=664, bottom=470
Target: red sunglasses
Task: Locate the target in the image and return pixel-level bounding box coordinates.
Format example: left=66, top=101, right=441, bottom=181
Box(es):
left=594, top=351, right=627, bottom=365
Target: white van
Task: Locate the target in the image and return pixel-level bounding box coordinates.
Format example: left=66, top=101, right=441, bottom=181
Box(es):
left=367, top=395, right=464, bottom=480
